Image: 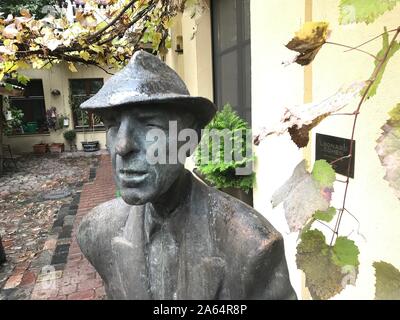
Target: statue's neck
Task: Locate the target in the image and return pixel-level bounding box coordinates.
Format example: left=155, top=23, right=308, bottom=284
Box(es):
left=150, top=170, right=191, bottom=219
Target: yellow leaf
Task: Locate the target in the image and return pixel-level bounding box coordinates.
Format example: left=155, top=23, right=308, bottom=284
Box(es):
left=16, top=61, right=30, bottom=69
left=68, top=62, right=78, bottom=72
left=79, top=51, right=91, bottom=61
left=89, top=45, right=104, bottom=54
left=286, top=21, right=330, bottom=66
left=20, top=8, right=32, bottom=18
left=294, top=22, right=330, bottom=41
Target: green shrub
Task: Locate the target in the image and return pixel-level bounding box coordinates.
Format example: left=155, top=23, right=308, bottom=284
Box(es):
left=194, top=104, right=255, bottom=192
left=63, top=129, right=76, bottom=142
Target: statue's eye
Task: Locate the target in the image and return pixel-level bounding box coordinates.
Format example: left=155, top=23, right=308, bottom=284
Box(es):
left=146, top=122, right=166, bottom=130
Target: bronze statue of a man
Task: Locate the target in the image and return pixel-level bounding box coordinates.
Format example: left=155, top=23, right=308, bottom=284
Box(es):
left=77, top=50, right=296, bottom=300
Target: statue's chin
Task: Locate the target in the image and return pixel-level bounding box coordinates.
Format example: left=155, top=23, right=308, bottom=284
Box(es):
left=120, top=189, right=153, bottom=206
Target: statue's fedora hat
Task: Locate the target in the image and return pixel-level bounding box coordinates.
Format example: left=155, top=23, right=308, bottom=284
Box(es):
left=80, top=50, right=217, bottom=128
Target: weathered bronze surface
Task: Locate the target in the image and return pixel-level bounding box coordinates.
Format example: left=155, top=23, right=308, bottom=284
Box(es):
left=77, top=50, right=297, bottom=300
left=0, top=235, right=6, bottom=265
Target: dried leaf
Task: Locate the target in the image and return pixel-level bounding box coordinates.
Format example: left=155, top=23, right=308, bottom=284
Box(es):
left=286, top=22, right=330, bottom=66
left=254, top=82, right=365, bottom=148
left=374, top=261, right=400, bottom=300
left=2, top=23, right=18, bottom=39
left=67, top=62, right=78, bottom=72
left=271, top=160, right=332, bottom=232
left=376, top=103, right=400, bottom=200
left=46, top=38, right=62, bottom=51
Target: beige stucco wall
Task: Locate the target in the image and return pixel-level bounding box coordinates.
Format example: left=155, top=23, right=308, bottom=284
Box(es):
left=310, top=0, right=400, bottom=299
left=250, top=0, right=307, bottom=299
left=3, top=63, right=111, bottom=153
left=178, top=0, right=400, bottom=300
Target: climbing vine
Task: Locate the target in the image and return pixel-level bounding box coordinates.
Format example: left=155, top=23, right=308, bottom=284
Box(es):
left=255, top=0, right=400, bottom=299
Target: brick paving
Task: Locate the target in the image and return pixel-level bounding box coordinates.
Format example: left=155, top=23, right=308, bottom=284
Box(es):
left=31, top=154, right=115, bottom=300
left=0, top=154, right=100, bottom=300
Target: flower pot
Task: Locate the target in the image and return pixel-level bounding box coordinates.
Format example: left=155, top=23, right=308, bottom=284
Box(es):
left=33, top=143, right=48, bottom=154
left=49, top=143, right=65, bottom=153
left=193, top=168, right=253, bottom=206
left=81, top=141, right=100, bottom=152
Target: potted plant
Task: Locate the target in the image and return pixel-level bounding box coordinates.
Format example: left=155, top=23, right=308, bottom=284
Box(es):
left=33, top=142, right=48, bottom=154
left=63, top=129, right=77, bottom=151
left=49, top=142, right=65, bottom=153
left=4, top=107, right=24, bottom=135
left=194, top=104, right=255, bottom=206
left=80, top=110, right=100, bottom=152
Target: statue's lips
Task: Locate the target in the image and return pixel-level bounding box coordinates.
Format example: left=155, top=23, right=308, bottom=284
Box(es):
left=118, top=169, right=149, bottom=185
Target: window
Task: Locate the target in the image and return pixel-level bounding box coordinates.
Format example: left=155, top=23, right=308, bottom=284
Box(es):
left=212, top=0, right=251, bottom=124
left=9, top=79, right=48, bottom=134
left=69, top=78, right=104, bottom=130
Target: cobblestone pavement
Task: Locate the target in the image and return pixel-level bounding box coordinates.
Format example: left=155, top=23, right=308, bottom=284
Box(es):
left=0, top=152, right=108, bottom=300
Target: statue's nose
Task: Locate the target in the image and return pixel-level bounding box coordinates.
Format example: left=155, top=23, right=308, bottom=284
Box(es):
left=114, top=122, right=141, bottom=157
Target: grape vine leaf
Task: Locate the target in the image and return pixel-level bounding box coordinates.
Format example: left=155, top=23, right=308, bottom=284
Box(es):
left=362, top=28, right=400, bottom=99
left=312, top=160, right=336, bottom=188
left=314, top=207, right=336, bottom=222
left=374, top=261, right=400, bottom=300
left=254, top=82, right=365, bottom=148
left=285, top=21, right=330, bottom=66
left=339, top=0, right=400, bottom=25
left=332, top=237, right=360, bottom=267
left=296, top=230, right=359, bottom=299
left=271, top=160, right=333, bottom=232
left=376, top=103, right=400, bottom=201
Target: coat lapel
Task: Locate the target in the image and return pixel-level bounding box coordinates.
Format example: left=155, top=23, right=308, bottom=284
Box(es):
left=110, top=206, right=151, bottom=299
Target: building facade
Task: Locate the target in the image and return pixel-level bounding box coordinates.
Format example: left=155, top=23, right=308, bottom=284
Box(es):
left=2, top=0, right=400, bottom=299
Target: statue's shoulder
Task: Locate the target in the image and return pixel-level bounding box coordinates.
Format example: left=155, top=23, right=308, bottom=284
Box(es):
left=192, top=177, right=282, bottom=251
left=77, top=198, right=130, bottom=258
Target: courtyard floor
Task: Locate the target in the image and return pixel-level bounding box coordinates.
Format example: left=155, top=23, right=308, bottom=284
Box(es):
left=0, top=151, right=115, bottom=300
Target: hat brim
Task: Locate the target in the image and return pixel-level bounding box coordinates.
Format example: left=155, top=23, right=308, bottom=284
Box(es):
left=81, top=95, right=217, bottom=129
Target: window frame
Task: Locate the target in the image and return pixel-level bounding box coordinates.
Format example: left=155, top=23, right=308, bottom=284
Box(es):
left=211, top=0, right=252, bottom=124
left=8, top=78, right=48, bottom=135
left=69, top=78, right=105, bottom=131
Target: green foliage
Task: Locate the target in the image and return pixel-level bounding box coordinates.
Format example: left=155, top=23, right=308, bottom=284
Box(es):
left=332, top=237, right=360, bottom=267
left=339, top=0, right=400, bottom=25
left=314, top=207, right=336, bottom=222
left=0, top=0, right=58, bottom=19
left=63, top=129, right=76, bottom=142
left=312, top=160, right=336, bottom=188
left=4, top=106, right=24, bottom=135
left=362, top=28, right=400, bottom=99
left=296, top=230, right=344, bottom=300
left=194, top=104, right=255, bottom=192
left=296, top=230, right=360, bottom=300
left=373, top=261, right=400, bottom=300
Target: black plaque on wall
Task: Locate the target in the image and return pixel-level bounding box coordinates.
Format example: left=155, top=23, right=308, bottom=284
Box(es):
left=315, top=133, right=355, bottom=178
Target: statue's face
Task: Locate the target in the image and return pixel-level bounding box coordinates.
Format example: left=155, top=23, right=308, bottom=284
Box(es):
left=98, top=105, right=195, bottom=205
